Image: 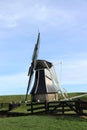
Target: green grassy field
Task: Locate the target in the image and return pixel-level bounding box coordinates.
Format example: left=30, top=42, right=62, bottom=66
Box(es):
left=0, top=93, right=87, bottom=103
left=0, top=115, right=87, bottom=130
left=0, top=95, right=29, bottom=103
left=0, top=93, right=87, bottom=130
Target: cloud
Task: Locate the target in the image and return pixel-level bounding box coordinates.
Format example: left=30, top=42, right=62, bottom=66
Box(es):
left=58, top=59, right=87, bottom=84
left=0, top=73, right=28, bottom=95
left=54, top=56, right=87, bottom=92
left=0, top=0, right=87, bottom=33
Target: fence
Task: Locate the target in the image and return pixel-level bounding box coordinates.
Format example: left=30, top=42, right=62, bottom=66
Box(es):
left=0, top=100, right=87, bottom=116
left=27, top=100, right=87, bottom=115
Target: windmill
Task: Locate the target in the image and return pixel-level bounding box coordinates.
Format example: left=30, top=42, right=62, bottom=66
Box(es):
left=25, top=32, right=68, bottom=102
left=25, top=33, right=87, bottom=102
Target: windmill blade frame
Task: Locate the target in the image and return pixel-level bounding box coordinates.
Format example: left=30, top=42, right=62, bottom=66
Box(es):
left=25, top=73, right=33, bottom=101
left=32, top=32, right=40, bottom=69
left=25, top=32, right=40, bottom=101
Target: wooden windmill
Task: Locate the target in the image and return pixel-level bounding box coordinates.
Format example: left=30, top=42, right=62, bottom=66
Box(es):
left=25, top=33, right=68, bottom=102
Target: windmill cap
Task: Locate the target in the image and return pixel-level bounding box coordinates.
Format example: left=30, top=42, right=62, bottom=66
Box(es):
left=35, top=59, right=53, bottom=70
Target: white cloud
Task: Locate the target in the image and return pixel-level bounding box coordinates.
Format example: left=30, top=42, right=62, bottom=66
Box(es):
left=53, top=57, right=87, bottom=92
left=0, top=73, right=28, bottom=95
left=57, top=59, right=87, bottom=84
left=0, top=0, right=87, bottom=32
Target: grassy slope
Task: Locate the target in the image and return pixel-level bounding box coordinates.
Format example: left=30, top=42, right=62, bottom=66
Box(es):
left=0, top=93, right=87, bottom=103
left=0, top=95, right=31, bottom=103
left=0, top=115, right=87, bottom=130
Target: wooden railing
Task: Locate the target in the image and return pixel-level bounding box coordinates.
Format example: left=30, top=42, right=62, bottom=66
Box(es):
left=0, top=100, right=87, bottom=116
left=27, top=100, right=87, bottom=115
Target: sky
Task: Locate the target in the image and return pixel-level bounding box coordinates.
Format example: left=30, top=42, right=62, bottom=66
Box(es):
left=0, top=0, right=87, bottom=95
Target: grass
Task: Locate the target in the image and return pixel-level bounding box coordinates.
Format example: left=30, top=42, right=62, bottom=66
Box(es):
left=0, top=115, right=87, bottom=130
left=0, top=95, right=31, bottom=103
left=0, top=93, right=87, bottom=103
left=0, top=93, right=87, bottom=130
left=68, top=92, right=87, bottom=100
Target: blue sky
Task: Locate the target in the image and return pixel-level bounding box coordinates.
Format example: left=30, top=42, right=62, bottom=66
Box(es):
left=0, top=0, right=87, bottom=95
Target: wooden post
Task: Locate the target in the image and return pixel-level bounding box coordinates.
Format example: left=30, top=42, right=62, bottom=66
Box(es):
left=62, top=102, right=64, bottom=115
left=75, top=100, right=83, bottom=115
left=45, top=101, right=47, bottom=113
left=31, top=102, right=33, bottom=114
left=45, top=101, right=49, bottom=113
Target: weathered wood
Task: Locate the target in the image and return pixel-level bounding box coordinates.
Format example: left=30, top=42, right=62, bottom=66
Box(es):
left=27, top=100, right=87, bottom=115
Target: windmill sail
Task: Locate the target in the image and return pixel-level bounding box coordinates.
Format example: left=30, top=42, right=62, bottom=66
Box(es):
left=25, top=32, right=40, bottom=101
left=32, top=32, right=40, bottom=69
